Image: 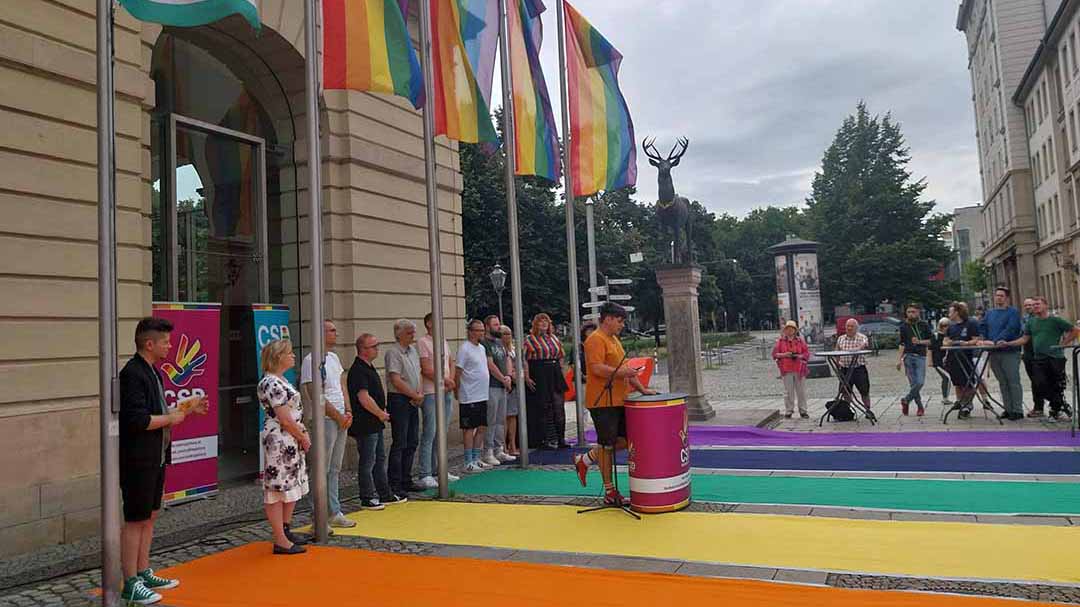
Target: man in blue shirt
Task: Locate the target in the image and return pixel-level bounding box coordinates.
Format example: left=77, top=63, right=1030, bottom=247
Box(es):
left=980, top=287, right=1024, bottom=420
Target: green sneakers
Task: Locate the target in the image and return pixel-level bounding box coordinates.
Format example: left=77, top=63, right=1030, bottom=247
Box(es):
left=120, top=576, right=161, bottom=605
left=139, top=568, right=179, bottom=590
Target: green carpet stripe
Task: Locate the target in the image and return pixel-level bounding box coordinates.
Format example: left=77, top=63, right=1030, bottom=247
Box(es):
left=449, top=470, right=1080, bottom=515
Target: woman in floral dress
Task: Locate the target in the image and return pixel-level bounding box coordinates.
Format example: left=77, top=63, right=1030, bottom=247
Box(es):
left=258, top=338, right=310, bottom=555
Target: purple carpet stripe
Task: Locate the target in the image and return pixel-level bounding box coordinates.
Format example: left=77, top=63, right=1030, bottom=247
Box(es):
left=584, top=426, right=1080, bottom=447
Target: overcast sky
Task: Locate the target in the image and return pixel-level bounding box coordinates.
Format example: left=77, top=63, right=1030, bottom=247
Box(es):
left=508, top=0, right=980, bottom=218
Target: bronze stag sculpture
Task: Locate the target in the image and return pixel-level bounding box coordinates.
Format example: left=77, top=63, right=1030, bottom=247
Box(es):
left=643, top=137, right=693, bottom=265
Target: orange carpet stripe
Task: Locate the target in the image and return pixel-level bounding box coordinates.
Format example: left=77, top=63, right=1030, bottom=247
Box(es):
left=150, top=543, right=1064, bottom=607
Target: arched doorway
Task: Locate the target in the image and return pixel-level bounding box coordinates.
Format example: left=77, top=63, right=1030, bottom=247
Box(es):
left=149, top=24, right=304, bottom=483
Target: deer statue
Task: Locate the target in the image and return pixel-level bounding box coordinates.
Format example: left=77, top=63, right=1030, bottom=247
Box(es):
left=643, top=136, right=693, bottom=265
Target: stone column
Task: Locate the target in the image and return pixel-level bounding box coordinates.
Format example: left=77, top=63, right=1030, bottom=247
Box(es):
left=656, top=266, right=715, bottom=421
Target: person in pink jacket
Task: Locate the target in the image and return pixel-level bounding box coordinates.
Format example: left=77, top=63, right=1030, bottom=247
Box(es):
left=772, top=320, right=810, bottom=419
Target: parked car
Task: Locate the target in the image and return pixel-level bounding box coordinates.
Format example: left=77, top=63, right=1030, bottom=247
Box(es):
left=859, top=320, right=901, bottom=337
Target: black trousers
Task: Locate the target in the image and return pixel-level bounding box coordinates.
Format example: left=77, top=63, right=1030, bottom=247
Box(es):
left=387, top=393, right=419, bottom=492
left=1023, top=357, right=1046, bottom=411
left=1030, top=358, right=1068, bottom=414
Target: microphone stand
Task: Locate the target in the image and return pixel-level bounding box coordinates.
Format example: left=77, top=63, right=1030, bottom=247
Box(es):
left=577, top=348, right=640, bottom=520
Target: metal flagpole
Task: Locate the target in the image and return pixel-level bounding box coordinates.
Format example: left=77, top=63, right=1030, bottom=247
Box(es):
left=498, top=0, right=529, bottom=466
left=555, top=0, right=586, bottom=445
left=585, top=197, right=598, bottom=304
left=417, top=0, right=450, bottom=498
left=303, top=0, right=328, bottom=542
left=96, top=1, right=121, bottom=603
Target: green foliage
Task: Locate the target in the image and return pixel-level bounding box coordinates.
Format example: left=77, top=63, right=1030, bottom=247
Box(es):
left=804, top=102, right=954, bottom=312
left=962, top=260, right=991, bottom=295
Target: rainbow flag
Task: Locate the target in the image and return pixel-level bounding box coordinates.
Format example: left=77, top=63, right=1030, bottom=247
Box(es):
left=507, top=0, right=560, bottom=181
left=118, top=0, right=259, bottom=28
left=563, top=1, right=636, bottom=197
left=323, top=0, right=425, bottom=109
left=460, top=0, right=499, bottom=110
left=430, top=0, right=498, bottom=144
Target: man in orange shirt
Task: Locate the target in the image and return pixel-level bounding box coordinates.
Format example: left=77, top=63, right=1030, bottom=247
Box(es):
left=574, top=303, right=654, bottom=505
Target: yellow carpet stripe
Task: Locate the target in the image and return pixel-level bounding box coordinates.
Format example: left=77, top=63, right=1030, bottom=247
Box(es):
left=326, top=501, right=1080, bottom=584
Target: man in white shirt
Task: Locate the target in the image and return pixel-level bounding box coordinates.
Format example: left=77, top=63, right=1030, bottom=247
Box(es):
left=456, top=319, right=491, bottom=473
left=300, top=320, right=355, bottom=529
left=417, top=312, right=460, bottom=488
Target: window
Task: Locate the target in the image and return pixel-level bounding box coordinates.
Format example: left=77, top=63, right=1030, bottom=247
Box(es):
left=1070, top=111, right=1076, bottom=151
left=1044, top=80, right=1051, bottom=118
left=1038, top=88, right=1044, bottom=123
left=1050, top=136, right=1057, bottom=174
left=1072, top=31, right=1079, bottom=75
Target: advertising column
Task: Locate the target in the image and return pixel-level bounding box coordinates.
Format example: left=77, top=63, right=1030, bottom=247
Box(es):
left=152, top=302, right=221, bottom=504
left=775, top=255, right=790, bottom=326
left=793, top=252, right=823, bottom=343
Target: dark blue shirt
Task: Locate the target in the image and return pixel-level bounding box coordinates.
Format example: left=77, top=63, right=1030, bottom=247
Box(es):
left=980, top=307, right=1022, bottom=352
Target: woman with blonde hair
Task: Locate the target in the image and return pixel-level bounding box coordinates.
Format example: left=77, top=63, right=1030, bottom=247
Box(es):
left=500, top=325, right=521, bottom=456
left=257, top=338, right=310, bottom=554
left=524, top=313, right=568, bottom=449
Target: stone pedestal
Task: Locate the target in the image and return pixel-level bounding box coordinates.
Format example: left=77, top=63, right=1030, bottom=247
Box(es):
left=656, top=265, right=715, bottom=421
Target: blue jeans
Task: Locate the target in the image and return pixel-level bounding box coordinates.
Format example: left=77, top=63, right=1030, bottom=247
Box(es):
left=387, top=393, right=420, bottom=493
left=418, top=392, right=454, bottom=478
left=304, top=416, right=348, bottom=516
left=903, top=354, right=926, bottom=406
left=356, top=431, right=391, bottom=501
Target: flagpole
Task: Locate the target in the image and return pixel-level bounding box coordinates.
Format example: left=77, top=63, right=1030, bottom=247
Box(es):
left=555, top=0, right=586, bottom=445
left=97, top=1, right=121, bottom=603
left=498, top=0, right=529, bottom=466
left=585, top=196, right=598, bottom=304
left=417, top=0, right=450, bottom=499
left=303, top=0, right=329, bottom=542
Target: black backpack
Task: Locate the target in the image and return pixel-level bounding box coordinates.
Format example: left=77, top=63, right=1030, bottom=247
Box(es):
left=826, top=399, right=855, bottom=422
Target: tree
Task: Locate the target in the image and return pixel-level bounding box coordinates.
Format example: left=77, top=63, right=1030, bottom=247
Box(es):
left=804, top=102, right=953, bottom=312
left=962, top=260, right=991, bottom=297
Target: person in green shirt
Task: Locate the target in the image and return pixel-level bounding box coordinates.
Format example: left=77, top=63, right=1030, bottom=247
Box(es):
left=1006, top=296, right=1080, bottom=420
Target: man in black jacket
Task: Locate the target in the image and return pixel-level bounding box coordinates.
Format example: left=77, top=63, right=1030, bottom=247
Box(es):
left=119, top=317, right=206, bottom=604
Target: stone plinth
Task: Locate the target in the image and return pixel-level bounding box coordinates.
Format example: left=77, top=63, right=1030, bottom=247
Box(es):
left=656, top=266, right=715, bottom=421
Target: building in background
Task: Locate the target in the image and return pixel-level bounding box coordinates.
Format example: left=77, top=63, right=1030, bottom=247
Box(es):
left=948, top=204, right=989, bottom=307
left=956, top=0, right=1046, bottom=304
left=1013, top=0, right=1080, bottom=317
left=0, top=5, right=467, bottom=556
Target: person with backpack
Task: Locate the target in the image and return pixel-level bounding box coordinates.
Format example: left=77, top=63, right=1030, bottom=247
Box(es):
left=772, top=320, right=810, bottom=419
left=835, top=318, right=872, bottom=413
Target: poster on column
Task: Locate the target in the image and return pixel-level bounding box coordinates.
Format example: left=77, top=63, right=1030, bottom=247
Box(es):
left=775, top=256, right=790, bottom=326
left=793, top=253, right=823, bottom=342
left=152, top=302, right=221, bottom=504
left=252, top=304, right=295, bottom=475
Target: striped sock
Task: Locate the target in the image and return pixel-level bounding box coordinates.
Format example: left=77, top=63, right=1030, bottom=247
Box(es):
left=603, top=481, right=614, bottom=492
left=465, top=449, right=474, bottom=464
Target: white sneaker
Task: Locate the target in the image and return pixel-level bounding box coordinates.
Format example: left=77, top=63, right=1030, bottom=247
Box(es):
left=494, top=449, right=517, bottom=463
left=329, top=512, right=357, bottom=528
left=418, top=475, right=439, bottom=489
left=464, top=461, right=483, bottom=473
left=475, top=458, right=491, bottom=469
left=446, top=472, right=461, bottom=482
left=481, top=450, right=501, bottom=466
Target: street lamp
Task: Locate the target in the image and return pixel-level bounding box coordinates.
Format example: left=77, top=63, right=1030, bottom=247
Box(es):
left=489, top=263, right=507, bottom=320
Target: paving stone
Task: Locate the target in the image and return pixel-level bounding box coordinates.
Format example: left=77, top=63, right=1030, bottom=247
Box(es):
left=895, top=472, right=966, bottom=480
left=505, top=550, right=593, bottom=567
left=809, top=507, right=891, bottom=520
left=585, top=555, right=681, bottom=574
left=974, top=515, right=1072, bottom=526
left=889, top=512, right=978, bottom=523
left=429, top=545, right=517, bottom=560
left=731, top=504, right=813, bottom=516
left=772, top=569, right=829, bottom=584
left=769, top=470, right=834, bottom=478
left=676, top=562, right=777, bottom=580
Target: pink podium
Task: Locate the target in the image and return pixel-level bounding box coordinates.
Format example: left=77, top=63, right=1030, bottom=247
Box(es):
left=625, top=392, right=691, bottom=513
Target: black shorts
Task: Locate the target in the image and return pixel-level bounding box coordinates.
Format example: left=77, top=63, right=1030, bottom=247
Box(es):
left=120, top=464, right=166, bottom=522
left=459, top=401, right=488, bottom=429
left=839, top=365, right=870, bottom=400
left=589, top=407, right=626, bottom=446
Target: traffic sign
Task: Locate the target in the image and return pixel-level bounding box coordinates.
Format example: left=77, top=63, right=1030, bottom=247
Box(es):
left=607, top=278, right=633, bottom=285
left=629, top=252, right=644, bottom=263
left=588, top=286, right=608, bottom=295
left=608, top=294, right=632, bottom=301
left=582, top=302, right=606, bottom=308
left=583, top=313, right=599, bottom=320
left=621, top=306, right=636, bottom=312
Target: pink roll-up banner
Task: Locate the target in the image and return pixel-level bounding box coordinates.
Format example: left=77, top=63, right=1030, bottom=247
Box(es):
left=152, top=302, right=221, bottom=504
left=625, top=392, right=691, bottom=514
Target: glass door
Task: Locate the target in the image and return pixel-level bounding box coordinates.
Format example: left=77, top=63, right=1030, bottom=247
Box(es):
left=164, top=114, right=270, bottom=483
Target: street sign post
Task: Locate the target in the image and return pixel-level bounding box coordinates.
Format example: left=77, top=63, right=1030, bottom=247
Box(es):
left=588, top=286, right=608, bottom=295
left=608, top=294, right=632, bottom=301
left=607, top=278, right=633, bottom=285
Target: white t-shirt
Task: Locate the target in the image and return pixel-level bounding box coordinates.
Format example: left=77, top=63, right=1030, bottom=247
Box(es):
left=417, top=334, right=453, bottom=395
left=300, top=351, right=346, bottom=414
left=455, top=341, right=490, bottom=404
